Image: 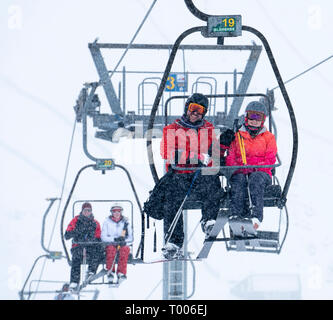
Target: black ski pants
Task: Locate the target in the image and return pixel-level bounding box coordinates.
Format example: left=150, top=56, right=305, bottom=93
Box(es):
left=70, top=244, right=104, bottom=284
left=229, top=171, right=271, bottom=222
left=163, top=172, right=221, bottom=247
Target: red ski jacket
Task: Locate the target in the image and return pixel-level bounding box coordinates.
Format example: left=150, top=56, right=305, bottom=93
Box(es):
left=65, top=214, right=101, bottom=248
left=160, top=119, right=223, bottom=174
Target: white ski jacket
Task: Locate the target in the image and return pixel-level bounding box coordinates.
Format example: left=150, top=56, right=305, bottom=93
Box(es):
left=101, top=216, right=133, bottom=245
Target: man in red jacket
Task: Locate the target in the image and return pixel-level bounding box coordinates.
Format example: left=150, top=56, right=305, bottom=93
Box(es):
left=226, top=101, right=277, bottom=230
left=65, top=202, right=103, bottom=291
left=160, top=93, right=225, bottom=258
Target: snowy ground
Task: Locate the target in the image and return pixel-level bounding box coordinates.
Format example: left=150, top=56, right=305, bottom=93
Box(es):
left=1, top=0, right=333, bottom=300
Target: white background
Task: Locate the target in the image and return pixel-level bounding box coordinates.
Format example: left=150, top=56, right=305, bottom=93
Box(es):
left=1, top=0, right=333, bottom=300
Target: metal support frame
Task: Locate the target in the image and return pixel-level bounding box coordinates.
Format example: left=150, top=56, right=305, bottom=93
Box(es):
left=89, top=42, right=123, bottom=116
left=225, top=46, right=262, bottom=127
left=138, top=77, right=164, bottom=116
left=80, top=41, right=261, bottom=143
left=163, top=209, right=189, bottom=300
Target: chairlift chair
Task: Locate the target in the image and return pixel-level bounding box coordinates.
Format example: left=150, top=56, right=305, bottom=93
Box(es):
left=146, top=1, right=297, bottom=258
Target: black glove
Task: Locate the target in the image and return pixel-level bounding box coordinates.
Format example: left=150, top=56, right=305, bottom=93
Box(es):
left=219, top=129, right=235, bottom=147
left=114, top=236, right=126, bottom=246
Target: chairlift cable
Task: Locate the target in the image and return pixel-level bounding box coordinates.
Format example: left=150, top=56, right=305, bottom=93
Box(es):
left=144, top=279, right=163, bottom=300
left=32, top=118, right=77, bottom=299
left=271, top=54, right=333, bottom=90
left=106, top=0, right=158, bottom=83
left=48, top=118, right=78, bottom=250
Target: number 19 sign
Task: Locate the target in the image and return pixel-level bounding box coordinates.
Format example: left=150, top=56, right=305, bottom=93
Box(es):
left=207, top=15, right=242, bottom=37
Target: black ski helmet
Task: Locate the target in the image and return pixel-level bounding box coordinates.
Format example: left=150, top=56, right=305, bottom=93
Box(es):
left=184, top=93, right=209, bottom=115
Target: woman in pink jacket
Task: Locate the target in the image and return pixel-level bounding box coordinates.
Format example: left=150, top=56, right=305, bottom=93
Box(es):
left=226, top=101, right=277, bottom=230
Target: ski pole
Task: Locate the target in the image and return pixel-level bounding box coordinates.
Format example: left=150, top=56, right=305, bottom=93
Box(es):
left=108, top=245, right=120, bottom=277
left=245, top=174, right=254, bottom=215
left=82, top=247, right=87, bottom=282
left=164, top=168, right=201, bottom=245
left=235, top=123, right=254, bottom=215
left=108, top=228, right=126, bottom=276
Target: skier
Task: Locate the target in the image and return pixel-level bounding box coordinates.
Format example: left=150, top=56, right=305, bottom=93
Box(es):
left=225, top=101, right=277, bottom=229
left=54, top=283, right=75, bottom=300
left=101, top=204, right=133, bottom=284
left=64, top=202, right=103, bottom=291
left=159, top=93, right=227, bottom=258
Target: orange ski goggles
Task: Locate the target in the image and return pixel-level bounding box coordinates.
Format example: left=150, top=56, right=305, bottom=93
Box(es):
left=188, top=103, right=206, bottom=115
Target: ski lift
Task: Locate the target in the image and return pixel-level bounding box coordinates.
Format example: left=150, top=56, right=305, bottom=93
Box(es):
left=58, top=83, right=150, bottom=289
left=60, top=78, right=146, bottom=267
left=60, top=164, right=145, bottom=265
left=146, top=0, right=298, bottom=257
left=67, top=200, right=135, bottom=288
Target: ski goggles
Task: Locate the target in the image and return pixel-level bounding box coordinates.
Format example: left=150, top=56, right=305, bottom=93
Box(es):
left=247, top=111, right=266, bottom=121
left=188, top=103, right=206, bottom=115
left=111, top=207, right=123, bottom=213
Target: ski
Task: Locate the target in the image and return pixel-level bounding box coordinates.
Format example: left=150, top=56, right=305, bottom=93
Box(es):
left=143, top=256, right=201, bottom=264
left=78, top=268, right=108, bottom=291
left=197, top=211, right=228, bottom=259
left=108, top=281, right=120, bottom=288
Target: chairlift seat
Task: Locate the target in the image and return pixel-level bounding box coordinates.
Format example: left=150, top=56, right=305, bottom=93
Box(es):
left=183, top=200, right=203, bottom=210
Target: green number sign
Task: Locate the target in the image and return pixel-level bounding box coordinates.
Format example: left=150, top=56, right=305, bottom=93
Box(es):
left=95, top=159, right=115, bottom=170
left=206, top=15, right=242, bottom=37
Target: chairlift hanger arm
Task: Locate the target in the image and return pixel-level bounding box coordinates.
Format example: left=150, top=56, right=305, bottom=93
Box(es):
left=114, top=164, right=145, bottom=260
left=147, top=26, right=206, bottom=184
left=184, top=0, right=210, bottom=21
left=60, top=164, right=95, bottom=266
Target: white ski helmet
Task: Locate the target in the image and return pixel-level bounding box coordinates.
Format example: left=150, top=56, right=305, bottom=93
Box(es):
left=110, top=203, right=123, bottom=213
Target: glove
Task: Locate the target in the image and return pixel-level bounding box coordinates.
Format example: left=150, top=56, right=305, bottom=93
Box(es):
left=114, top=236, right=126, bottom=246
left=188, top=152, right=211, bottom=166
left=198, top=153, right=211, bottom=166
left=219, top=129, right=235, bottom=147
